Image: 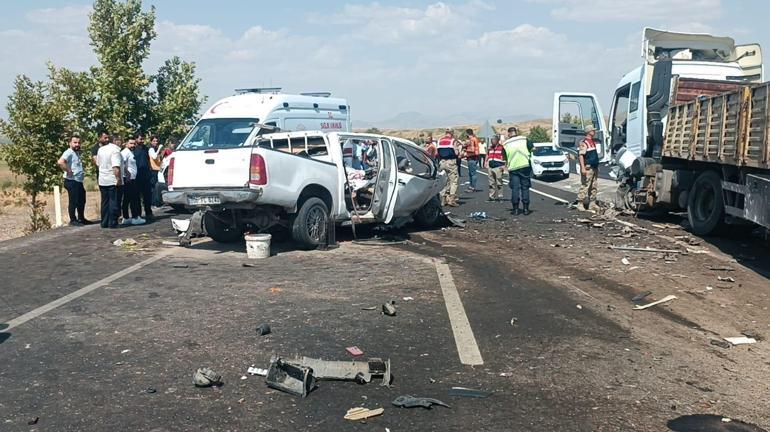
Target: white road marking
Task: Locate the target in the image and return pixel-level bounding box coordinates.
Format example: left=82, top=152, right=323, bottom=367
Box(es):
left=433, top=259, right=484, bottom=366
left=471, top=165, right=570, bottom=204
left=4, top=248, right=175, bottom=332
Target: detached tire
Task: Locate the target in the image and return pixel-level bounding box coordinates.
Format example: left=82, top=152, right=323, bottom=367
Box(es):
left=687, top=171, right=724, bottom=236
left=414, top=195, right=443, bottom=228
left=292, top=197, right=329, bottom=247
left=204, top=211, right=242, bottom=243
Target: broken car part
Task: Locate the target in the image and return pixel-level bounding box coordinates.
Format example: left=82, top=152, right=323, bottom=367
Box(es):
left=392, top=395, right=450, bottom=409
left=256, top=323, right=271, bottom=336
left=192, top=367, right=222, bottom=387
left=724, top=336, right=757, bottom=345
left=178, top=210, right=206, bottom=247
left=344, top=407, right=384, bottom=421
left=631, top=291, right=653, bottom=302
left=247, top=366, right=268, bottom=376
left=382, top=302, right=396, bottom=316
left=265, top=357, right=316, bottom=397
left=281, top=356, right=392, bottom=387
left=448, top=386, right=491, bottom=398
left=632, top=295, right=677, bottom=310
left=346, top=346, right=364, bottom=357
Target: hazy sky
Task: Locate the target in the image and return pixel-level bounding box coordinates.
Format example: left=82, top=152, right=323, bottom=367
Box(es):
left=0, top=0, right=768, bottom=124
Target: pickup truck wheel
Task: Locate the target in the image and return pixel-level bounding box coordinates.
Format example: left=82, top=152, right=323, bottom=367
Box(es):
left=204, top=211, right=242, bottom=243
left=414, top=195, right=443, bottom=228
left=687, top=171, right=724, bottom=236
left=292, top=197, right=329, bottom=247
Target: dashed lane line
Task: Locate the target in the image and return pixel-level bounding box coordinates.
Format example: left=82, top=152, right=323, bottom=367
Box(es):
left=4, top=248, right=176, bottom=332
left=433, top=259, right=484, bottom=366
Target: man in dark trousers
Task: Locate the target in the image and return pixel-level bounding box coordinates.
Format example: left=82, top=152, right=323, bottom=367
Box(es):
left=503, top=127, right=533, bottom=215
left=96, top=136, right=123, bottom=228
left=57, top=135, right=88, bottom=225
left=132, top=133, right=154, bottom=220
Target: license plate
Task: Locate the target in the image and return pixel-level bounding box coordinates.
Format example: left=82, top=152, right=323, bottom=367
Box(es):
left=188, top=195, right=221, bottom=205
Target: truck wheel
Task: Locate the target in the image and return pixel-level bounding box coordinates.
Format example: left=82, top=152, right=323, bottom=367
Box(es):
left=414, top=195, right=443, bottom=228
left=292, top=197, right=329, bottom=247
left=687, top=171, right=724, bottom=236
left=204, top=211, right=242, bottom=243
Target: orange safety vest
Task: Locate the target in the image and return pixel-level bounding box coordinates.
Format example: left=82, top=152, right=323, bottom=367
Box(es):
left=437, top=136, right=456, bottom=160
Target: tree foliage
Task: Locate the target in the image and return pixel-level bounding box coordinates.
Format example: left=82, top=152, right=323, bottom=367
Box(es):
left=527, top=125, right=551, bottom=143
left=0, top=0, right=205, bottom=231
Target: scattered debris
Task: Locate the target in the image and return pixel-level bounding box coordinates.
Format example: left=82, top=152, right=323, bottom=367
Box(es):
left=469, top=211, right=489, bottom=220
left=610, top=246, right=682, bottom=254
left=121, top=349, right=131, bottom=354
left=171, top=218, right=191, bottom=233
left=449, top=387, right=491, bottom=398
left=268, top=287, right=282, bottom=294
left=161, top=240, right=180, bottom=246
left=710, top=339, right=731, bottom=349
left=145, top=387, right=157, bottom=394
left=27, top=417, right=39, bottom=426
left=171, top=264, right=189, bottom=268
left=266, top=358, right=316, bottom=397
left=361, top=306, right=377, bottom=311
left=724, top=336, right=757, bottom=345
left=444, top=213, right=466, bottom=228
left=346, top=346, right=364, bottom=357
left=633, top=295, right=677, bottom=310
left=717, top=276, right=735, bottom=283
left=112, top=238, right=137, bottom=247
left=621, top=257, right=630, bottom=266
left=392, top=395, right=450, bottom=409
left=576, top=304, right=583, bottom=310
left=272, top=356, right=392, bottom=388
left=193, top=367, right=222, bottom=388
left=709, top=266, right=735, bottom=272
left=382, top=302, right=397, bottom=316
left=741, top=330, right=762, bottom=341
left=242, top=263, right=255, bottom=267
left=344, top=407, right=384, bottom=421
left=631, top=291, right=653, bottom=303
left=592, top=222, right=605, bottom=228
left=256, top=323, right=271, bottom=336
left=499, top=372, right=513, bottom=377
left=247, top=366, right=268, bottom=376
left=509, top=317, right=518, bottom=326
left=402, top=296, right=414, bottom=301
left=607, top=305, right=616, bottom=311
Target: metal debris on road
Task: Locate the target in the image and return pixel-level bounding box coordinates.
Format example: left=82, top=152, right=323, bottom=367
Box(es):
left=742, top=330, right=762, bottom=340
left=287, top=356, right=391, bottom=386
left=610, top=246, right=683, bottom=254
left=256, top=323, right=271, bottom=336
left=382, top=302, right=397, bottom=316
left=631, top=291, right=653, bottom=302
left=717, top=276, right=736, bottom=283
left=247, top=366, right=268, bottom=376
left=632, top=295, right=677, bottom=310
left=112, top=238, right=137, bottom=247
left=266, top=358, right=316, bottom=397
left=448, top=386, right=491, bottom=398
left=361, top=306, right=377, bottom=311
left=344, top=407, right=384, bottom=421
left=710, top=339, right=731, bottom=349
left=402, top=296, right=414, bottom=301
left=392, top=395, right=450, bottom=409
left=443, top=212, right=466, bottom=228
left=621, top=257, right=630, bottom=265
left=709, top=266, right=735, bottom=272
left=192, top=367, right=222, bottom=388
left=724, top=336, right=757, bottom=345
left=346, top=346, right=364, bottom=357
left=469, top=211, right=489, bottom=220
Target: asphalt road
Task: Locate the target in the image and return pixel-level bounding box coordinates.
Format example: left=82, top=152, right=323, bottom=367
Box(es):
left=1, top=170, right=768, bottom=431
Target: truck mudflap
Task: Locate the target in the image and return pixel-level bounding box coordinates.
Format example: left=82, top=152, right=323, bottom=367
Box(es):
left=724, top=174, right=770, bottom=229
left=162, top=189, right=262, bottom=207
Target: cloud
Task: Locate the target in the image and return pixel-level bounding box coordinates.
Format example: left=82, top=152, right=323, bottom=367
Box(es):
left=533, top=0, right=721, bottom=22
left=25, top=5, right=91, bottom=27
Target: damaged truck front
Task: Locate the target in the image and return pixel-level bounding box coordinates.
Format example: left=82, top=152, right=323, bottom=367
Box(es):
left=553, top=28, right=770, bottom=234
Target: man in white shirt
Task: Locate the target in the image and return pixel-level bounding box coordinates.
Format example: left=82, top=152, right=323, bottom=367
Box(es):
left=120, top=139, right=145, bottom=225
left=97, top=135, right=123, bottom=228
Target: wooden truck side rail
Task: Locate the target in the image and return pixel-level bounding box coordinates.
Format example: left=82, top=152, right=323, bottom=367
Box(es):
left=663, top=78, right=770, bottom=169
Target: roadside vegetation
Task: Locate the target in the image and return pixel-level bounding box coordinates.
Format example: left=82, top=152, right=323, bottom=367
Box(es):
left=0, top=0, right=204, bottom=233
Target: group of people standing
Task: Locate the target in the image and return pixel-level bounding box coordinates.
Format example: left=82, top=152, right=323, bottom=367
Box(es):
left=425, top=124, right=600, bottom=215
left=57, top=131, right=174, bottom=228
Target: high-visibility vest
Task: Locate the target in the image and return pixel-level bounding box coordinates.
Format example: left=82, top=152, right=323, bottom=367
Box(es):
left=580, top=138, right=599, bottom=167
left=503, top=137, right=530, bottom=171
left=436, top=136, right=456, bottom=159
left=487, top=145, right=504, bottom=162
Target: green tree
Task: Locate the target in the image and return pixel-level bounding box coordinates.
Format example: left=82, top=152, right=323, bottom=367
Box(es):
left=365, top=127, right=382, bottom=134
left=527, top=125, right=551, bottom=143
left=0, top=0, right=204, bottom=231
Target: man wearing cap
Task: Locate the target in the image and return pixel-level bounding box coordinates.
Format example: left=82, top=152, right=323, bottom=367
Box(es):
left=503, top=127, right=533, bottom=215
left=436, top=129, right=462, bottom=207
left=577, top=125, right=600, bottom=211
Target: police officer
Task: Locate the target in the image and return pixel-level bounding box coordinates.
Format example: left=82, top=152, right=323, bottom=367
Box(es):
left=437, top=129, right=461, bottom=207
left=486, top=136, right=506, bottom=202
left=577, top=125, right=601, bottom=211
left=503, top=127, right=533, bottom=215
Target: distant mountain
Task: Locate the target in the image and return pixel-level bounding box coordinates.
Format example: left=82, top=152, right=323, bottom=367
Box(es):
left=355, top=112, right=543, bottom=130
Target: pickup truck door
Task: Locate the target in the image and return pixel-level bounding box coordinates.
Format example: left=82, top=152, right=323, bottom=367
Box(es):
left=371, top=137, right=398, bottom=223
left=391, top=139, right=440, bottom=217
left=552, top=92, right=611, bottom=163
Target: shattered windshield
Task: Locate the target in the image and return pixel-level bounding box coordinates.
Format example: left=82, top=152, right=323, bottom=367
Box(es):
left=178, top=118, right=258, bottom=150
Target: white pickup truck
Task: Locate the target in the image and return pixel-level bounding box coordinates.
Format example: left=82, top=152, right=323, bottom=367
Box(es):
left=163, top=130, right=447, bottom=247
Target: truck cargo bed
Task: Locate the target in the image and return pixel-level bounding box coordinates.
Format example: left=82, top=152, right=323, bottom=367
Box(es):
left=663, top=78, right=770, bottom=169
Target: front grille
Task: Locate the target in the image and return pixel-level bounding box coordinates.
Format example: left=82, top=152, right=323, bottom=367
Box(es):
left=541, top=161, right=564, bottom=168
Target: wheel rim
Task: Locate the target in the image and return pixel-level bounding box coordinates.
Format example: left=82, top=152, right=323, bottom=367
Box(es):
left=305, top=206, right=327, bottom=242
left=694, top=182, right=716, bottom=222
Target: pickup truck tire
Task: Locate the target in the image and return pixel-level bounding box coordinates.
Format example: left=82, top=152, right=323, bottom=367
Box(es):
left=204, top=211, right=242, bottom=243
left=414, top=195, right=443, bottom=228
left=292, top=197, right=329, bottom=247
left=687, top=171, right=724, bottom=236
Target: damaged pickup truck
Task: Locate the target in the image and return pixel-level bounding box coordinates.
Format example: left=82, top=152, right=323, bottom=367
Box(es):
left=163, top=129, right=447, bottom=247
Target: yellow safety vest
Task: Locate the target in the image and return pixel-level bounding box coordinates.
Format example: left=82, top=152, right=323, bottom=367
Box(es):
left=503, top=137, right=530, bottom=171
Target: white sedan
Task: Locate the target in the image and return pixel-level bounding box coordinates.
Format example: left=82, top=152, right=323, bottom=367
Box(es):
left=531, top=143, right=570, bottom=178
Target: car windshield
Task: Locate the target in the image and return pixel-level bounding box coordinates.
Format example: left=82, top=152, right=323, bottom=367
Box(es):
left=533, top=146, right=563, bottom=156
left=178, top=118, right=258, bottom=150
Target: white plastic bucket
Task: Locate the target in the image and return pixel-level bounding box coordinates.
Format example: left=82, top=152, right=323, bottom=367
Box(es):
left=244, top=234, right=271, bottom=259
